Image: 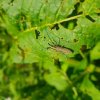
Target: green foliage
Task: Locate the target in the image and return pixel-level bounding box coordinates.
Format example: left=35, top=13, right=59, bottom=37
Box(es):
left=0, top=0, right=100, bottom=100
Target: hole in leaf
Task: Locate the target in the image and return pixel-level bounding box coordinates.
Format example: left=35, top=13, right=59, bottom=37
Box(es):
left=73, top=39, right=78, bottom=42
left=73, top=2, right=80, bottom=15
left=78, top=11, right=83, bottom=15
left=35, top=30, right=40, bottom=39
left=85, top=15, right=95, bottom=22
left=61, top=2, right=80, bottom=29
left=61, top=19, right=77, bottom=30
left=80, top=0, right=85, bottom=2
left=50, top=24, right=59, bottom=30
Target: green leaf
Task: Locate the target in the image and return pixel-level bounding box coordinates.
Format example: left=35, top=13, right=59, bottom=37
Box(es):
left=80, top=75, right=100, bottom=100
left=44, top=72, right=68, bottom=91
left=61, top=62, right=69, bottom=73
left=79, top=0, right=100, bottom=15
left=9, top=31, right=49, bottom=63
left=1, top=0, right=77, bottom=30
left=74, top=16, right=100, bottom=49
left=90, top=42, right=100, bottom=60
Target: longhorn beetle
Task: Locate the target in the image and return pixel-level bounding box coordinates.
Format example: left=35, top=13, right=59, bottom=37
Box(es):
left=46, top=29, right=74, bottom=55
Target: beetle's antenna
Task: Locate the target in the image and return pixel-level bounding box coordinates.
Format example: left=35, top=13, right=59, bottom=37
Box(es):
left=49, top=29, right=60, bottom=45
left=46, top=29, right=57, bottom=45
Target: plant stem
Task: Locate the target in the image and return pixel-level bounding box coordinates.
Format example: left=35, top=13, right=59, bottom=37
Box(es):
left=24, top=14, right=83, bottom=32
